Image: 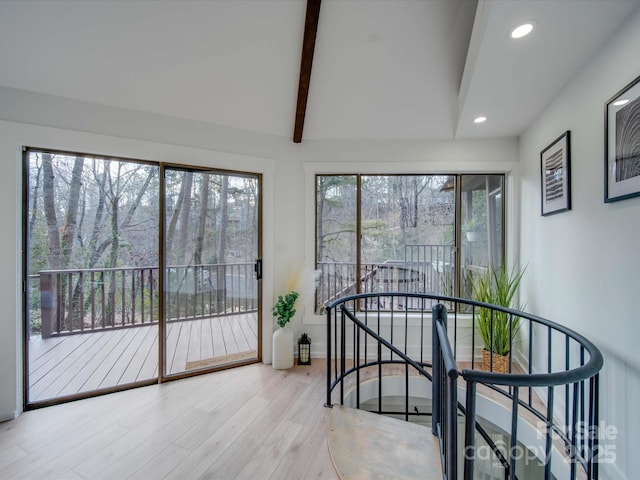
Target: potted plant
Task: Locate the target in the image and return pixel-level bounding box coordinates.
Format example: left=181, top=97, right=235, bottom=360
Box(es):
left=464, top=217, right=479, bottom=242
left=271, top=290, right=299, bottom=369
left=470, top=265, right=525, bottom=373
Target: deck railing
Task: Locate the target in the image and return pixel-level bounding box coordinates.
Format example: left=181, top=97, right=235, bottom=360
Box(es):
left=35, top=262, right=257, bottom=338
left=317, top=243, right=455, bottom=312
left=326, top=293, right=603, bottom=480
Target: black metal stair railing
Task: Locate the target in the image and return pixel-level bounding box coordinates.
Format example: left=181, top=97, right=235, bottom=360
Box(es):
left=325, top=292, right=603, bottom=480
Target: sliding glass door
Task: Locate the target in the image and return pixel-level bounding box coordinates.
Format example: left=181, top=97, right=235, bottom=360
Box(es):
left=23, top=149, right=262, bottom=407
left=162, top=167, right=261, bottom=377
left=24, top=149, right=160, bottom=405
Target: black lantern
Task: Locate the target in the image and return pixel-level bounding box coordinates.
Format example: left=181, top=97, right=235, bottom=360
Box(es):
left=297, top=333, right=311, bottom=365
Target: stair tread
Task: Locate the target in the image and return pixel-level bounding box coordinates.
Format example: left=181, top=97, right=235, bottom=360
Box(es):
left=327, top=405, right=442, bottom=480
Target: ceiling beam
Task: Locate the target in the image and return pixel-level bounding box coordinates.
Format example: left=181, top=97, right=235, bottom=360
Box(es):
left=293, top=0, right=321, bottom=143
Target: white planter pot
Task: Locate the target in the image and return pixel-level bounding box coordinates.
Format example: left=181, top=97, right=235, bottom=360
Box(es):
left=466, top=231, right=479, bottom=242
left=272, top=326, right=294, bottom=369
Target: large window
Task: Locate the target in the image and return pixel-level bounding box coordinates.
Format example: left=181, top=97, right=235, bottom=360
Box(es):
left=315, top=174, right=504, bottom=312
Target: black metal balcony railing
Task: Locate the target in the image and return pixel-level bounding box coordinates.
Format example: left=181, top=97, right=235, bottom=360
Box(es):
left=32, top=262, right=258, bottom=338
left=325, top=293, right=603, bottom=480
left=317, top=244, right=456, bottom=312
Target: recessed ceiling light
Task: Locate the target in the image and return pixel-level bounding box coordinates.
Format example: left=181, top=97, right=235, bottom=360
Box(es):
left=474, top=116, right=487, bottom=124
left=510, top=22, right=535, bottom=39
left=613, top=99, right=629, bottom=106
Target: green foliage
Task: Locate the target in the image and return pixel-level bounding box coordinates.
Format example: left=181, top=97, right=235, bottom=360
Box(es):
left=272, top=291, right=299, bottom=328
left=470, top=265, right=525, bottom=356
left=463, top=216, right=477, bottom=232
left=29, top=317, right=42, bottom=335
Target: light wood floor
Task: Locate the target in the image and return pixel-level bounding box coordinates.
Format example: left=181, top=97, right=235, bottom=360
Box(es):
left=3, top=357, right=578, bottom=480
left=28, top=313, right=257, bottom=403
left=0, top=360, right=336, bottom=480
left=328, top=405, right=441, bottom=480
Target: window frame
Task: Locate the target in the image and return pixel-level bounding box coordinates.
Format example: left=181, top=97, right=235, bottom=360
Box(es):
left=314, top=172, right=506, bottom=314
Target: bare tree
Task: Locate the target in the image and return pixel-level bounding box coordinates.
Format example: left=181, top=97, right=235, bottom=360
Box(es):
left=177, top=172, right=193, bottom=264
left=61, top=156, right=84, bottom=268
left=166, top=170, right=187, bottom=258
left=86, top=162, right=109, bottom=268
left=42, top=154, right=61, bottom=269
left=194, top=174, right=210, bottom=265
left=215, top=175, right=230, bottom=311
left=29, top=157, right=42, bottom=236
left=217, top=175, right=229, bottom=263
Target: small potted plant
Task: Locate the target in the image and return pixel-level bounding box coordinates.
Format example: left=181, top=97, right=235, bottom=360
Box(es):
left=470, top=265, right=525, bottom=373
left=271, top=290, right=299, bottom=369
left=464, top=217, right=479, bottom=242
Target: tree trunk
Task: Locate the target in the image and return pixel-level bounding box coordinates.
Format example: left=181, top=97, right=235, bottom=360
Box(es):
left=61, top=156, right=84, bottom=268
left=109, top=198, right=120, bottom=268
left=194, top=174, right=210, bottom=265
left=119, top=169, right=155, bottom=231
left=29, top=161, right=42, bottom=236
left=166, top=171, right=186, bottom=255
left=59, top=156, right=84, bottom=328
left=217, top=175, right=229, bottom=263
left=216, top=175, right=229, bottom=312
left=87, top=163, right=108, bottom=268
left=177, top=172, right=193, bottom=264
left=42, top=154, right=61, bottom=269
left=396, top=178, right=408, bottom=251
left=107, top=164, right=120, bottom=327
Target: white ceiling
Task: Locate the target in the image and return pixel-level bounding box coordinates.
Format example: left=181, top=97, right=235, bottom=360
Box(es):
left=0, top=0, right=638, bottom=142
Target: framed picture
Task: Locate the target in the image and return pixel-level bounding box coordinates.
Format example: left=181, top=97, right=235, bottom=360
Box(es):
left=605, top=74, right=640, bottom=203
left=540, top=131, right=571, bottom=216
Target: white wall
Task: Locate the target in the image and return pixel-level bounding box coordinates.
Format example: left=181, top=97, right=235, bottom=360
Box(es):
left=0, top=87, right=519, bottom=420
left=519, top=9, right=640, bottom=480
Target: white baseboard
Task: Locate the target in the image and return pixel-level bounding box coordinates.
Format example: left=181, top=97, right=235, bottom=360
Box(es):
left=0, top=410, right=18, bottom=423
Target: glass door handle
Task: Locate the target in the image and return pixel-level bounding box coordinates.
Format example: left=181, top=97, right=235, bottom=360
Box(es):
left=254, top=259, right=262, bottom=280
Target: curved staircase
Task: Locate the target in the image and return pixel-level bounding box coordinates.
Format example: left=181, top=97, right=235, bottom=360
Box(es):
left=325, top=293, right=603, bottom=480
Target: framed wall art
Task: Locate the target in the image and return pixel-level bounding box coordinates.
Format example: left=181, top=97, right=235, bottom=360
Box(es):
left=605, top=74, right=640, bottom=203
left=540, top=130, right=571, bottom=216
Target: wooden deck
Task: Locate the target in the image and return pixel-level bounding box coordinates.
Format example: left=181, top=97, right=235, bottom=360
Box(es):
left=28, top=313, right=258, bottom=403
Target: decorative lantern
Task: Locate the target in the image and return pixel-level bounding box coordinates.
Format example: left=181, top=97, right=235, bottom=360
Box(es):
left=297, top=333, right=311, bottom=365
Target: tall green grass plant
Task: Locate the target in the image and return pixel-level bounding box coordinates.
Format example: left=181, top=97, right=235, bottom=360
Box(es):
left=470, top=265, right=525, bottom=356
